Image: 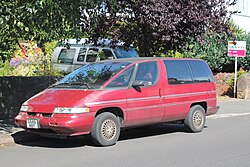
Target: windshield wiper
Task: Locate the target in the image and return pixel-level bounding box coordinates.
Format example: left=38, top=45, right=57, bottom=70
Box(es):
left=69, top=82, right=89, bottom=89
left=49, top=82, right=89, bottom=89
left=49, top=83, right=71, bottom=88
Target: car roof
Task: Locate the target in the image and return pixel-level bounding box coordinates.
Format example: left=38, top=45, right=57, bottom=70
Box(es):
left=99, top=57, right=204, bottom=64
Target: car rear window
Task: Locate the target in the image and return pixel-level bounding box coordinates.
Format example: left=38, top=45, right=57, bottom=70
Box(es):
left=164, top=60, right=213, bottom=84
left=188, top=60, right=214, bottom=82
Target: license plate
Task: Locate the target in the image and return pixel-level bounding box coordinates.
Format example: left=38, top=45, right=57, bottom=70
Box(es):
left=26, top=119, right=40, bottom=129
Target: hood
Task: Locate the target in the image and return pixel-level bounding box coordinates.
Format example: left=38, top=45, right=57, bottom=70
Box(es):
left=23, top=89, right=96, bottom=113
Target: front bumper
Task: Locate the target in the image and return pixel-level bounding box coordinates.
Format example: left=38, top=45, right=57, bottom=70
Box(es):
left=15, top=112, right=95, bottom=137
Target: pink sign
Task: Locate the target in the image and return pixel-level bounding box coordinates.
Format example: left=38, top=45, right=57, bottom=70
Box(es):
left=228, top=41, right=246, bottom=57
left=228, top=50, right=246, bottom=57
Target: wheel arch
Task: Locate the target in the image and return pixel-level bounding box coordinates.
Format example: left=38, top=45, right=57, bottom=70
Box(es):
left=95, top=107, right=124, bottom=123
left=190, top=102, right=207, bottom=113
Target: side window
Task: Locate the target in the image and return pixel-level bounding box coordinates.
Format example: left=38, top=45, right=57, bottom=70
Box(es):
left=114, top=47, right=139, bottom=58
left=58, top=48, right=76, bottom=64
left=188, top=61, right=214, bottom=82
left=107, top=66, right=134, bottom=87
left=100, top=49, right=114, bottom=60
left=86, top=48, right=99, bottom=62
left=77, top=48, right=87, bottom=62
left=135, top=62, right=158, bottom=86
left=164, top=60, right=192, bottom=84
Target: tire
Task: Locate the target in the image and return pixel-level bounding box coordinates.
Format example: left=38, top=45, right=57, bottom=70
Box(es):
left=184, top=105, right=206, bottom=132
left=91, top=112, right=121, bottom=146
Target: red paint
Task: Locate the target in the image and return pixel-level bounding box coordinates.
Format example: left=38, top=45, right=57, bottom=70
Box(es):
left=15, top=58, right=219, bottom=138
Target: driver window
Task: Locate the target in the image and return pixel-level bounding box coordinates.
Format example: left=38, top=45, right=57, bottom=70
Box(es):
left=107, top=66, right=134, bottom=88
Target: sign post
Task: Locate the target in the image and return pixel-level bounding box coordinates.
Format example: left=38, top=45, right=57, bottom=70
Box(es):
left=228, top=41, right=246, bottom=98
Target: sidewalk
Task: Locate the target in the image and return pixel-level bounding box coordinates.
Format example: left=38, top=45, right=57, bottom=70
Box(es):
left=0, top=119, right=38, bottom=147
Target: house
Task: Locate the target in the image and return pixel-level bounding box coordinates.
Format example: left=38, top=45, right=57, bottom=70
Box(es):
left=231, top=0, right=250, bottom=33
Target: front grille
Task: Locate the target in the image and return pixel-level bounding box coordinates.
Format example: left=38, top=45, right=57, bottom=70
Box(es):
left=27, top=112, right=36, bottom=116
left=42, top=113, right=53, bottom=118
left=27, top=112, right=53, bottom=118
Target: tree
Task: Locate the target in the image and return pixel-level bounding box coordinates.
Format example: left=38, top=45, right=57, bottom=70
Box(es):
left=0, top=0, right=82, bottom=60
left=0, top=0, right=237, bottom=61
left=182, top=32, right=234, bottom=72
left=83, top=0, right=237, bottom=56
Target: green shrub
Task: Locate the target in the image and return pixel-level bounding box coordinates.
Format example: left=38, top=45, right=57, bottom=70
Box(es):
left=0, top=61, right=14, bottom=76
left=181, top=32, right=250, bottom=72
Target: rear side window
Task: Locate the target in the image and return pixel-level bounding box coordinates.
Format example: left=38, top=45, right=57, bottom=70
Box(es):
left=189, top=60, right=214, bottom=82
left=58, top=49, right=76, bottom=64
left=164, top=60, right=214, bottom=84
left=100, top=49, right=114, bottom=60
left=164, top=60, right=192, bottom=84
left=77, top=48, right=87, bottom=62
left=86, top=48, right=99, bottom=62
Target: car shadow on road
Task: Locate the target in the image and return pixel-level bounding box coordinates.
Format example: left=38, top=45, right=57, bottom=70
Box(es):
left=12, top=131, right=92, bottom=148
left=119, top=123, right=190, bottom=141
left=12, top=123, right=202, bottom=148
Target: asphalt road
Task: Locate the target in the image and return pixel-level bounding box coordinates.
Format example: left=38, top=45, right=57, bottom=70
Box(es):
left=1, top=100, right=250, bottom=167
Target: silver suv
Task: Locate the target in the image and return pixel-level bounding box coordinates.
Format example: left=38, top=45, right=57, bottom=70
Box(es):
left=51, top=40, right=139, bottom=73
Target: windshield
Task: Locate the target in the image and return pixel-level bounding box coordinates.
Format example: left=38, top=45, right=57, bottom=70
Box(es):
left=54, top=62, right=132, bottom=89
left=114, top=47, right=139, bottom=58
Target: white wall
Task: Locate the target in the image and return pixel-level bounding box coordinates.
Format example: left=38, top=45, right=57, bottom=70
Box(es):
left=231, top=14, right=250, bottom=33
left=231, top=0, right=250, bottom=33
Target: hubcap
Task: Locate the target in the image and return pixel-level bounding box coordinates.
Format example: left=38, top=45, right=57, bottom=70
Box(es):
left=101, top=119, right=116, bottom=141
left=193, top=111, right=204, bottom=128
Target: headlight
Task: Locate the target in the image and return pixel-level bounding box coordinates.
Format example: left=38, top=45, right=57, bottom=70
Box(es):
left=20, top=105, right=30, bottom=112
left=53, top=107, right=90, bottom=114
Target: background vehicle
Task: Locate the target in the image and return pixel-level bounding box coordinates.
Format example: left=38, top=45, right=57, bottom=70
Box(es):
left=15, top=58, right=219, bottom=146
left=51, top=39, right=139, bottom=73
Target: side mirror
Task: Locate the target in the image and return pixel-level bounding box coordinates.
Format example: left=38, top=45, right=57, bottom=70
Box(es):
left=132, top=80, right=145, bottom=87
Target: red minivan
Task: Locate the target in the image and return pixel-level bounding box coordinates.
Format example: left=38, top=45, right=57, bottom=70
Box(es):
left=15, top=58, right=219, bottom=146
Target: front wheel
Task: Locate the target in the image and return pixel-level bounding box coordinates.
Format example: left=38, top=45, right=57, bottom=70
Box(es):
left=91, top=112, right=121, bottom=146
left=184, top=105, right=206, bottom=132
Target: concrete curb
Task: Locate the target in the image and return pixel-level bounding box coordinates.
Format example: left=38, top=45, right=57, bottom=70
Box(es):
left=0, top=134, right=15, bottom=147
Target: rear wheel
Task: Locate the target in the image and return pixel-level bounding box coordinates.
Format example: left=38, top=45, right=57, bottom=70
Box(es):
left=91, top=112, right=121, bottom=146
left=184, top=105, right=206, bottom=132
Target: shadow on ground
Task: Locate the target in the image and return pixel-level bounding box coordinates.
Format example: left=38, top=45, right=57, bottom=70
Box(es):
left=12, top=123, right=196, bottom=148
